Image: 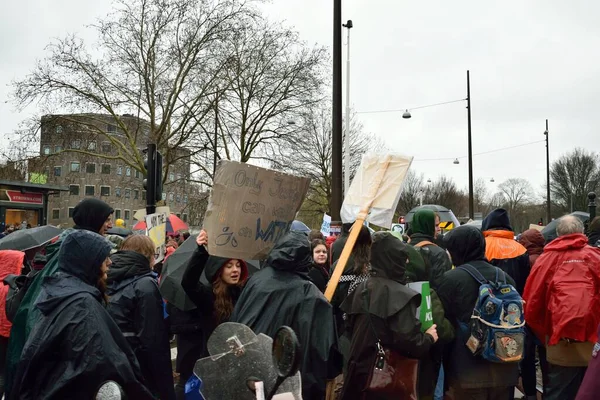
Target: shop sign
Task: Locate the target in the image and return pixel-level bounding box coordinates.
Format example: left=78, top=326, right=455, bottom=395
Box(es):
left=0, top=189, right=43, bottom=205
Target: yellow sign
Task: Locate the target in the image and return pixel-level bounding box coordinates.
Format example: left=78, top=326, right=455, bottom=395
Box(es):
left=146, top=212, right=167, bottom=262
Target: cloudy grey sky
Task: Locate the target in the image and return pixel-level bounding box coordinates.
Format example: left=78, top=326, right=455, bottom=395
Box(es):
left=2, top=0, right=599, bottom=199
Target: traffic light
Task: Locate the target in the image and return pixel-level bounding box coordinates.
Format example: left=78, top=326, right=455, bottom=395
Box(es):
left=143, top=143, right=163, bottom=214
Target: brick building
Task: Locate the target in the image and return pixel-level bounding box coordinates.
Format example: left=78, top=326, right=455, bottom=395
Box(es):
left=32, top=113, right=193, bottom=228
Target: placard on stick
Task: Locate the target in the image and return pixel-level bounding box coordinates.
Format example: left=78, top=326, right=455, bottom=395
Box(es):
left=203, top=161, right=311, bottom=260
left=146, top=212, right=167, bottom=262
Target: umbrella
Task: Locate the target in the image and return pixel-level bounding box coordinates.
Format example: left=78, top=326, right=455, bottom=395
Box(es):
left=542, top=211, right=589, bottom=243
left=159, top=234, right=260, bottom=311
left=133, top=213, right=189, bottom=233
left=405, top=204, right=461, bottom=227
left=106, top=227, right=132, bottom=237
left=290, top=220, right=311, bottom=233
left=0, top=225, right=62, bottom=251
left=465, top=220, right=483, bottom=230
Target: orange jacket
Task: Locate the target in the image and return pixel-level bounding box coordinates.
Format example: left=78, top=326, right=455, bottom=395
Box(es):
left=483, top=230, right=530, bottom=293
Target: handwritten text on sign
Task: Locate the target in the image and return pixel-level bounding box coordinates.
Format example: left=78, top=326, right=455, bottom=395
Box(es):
left=203, top=161, right=311, bottom=260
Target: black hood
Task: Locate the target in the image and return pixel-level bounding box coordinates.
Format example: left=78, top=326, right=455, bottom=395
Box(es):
left=482, top=208, right=513, bottom=232
left=107, top=250, right=152, bottom=286
left=72, top=198, right=114, bottom=233
left=265, top=231, right=313, bottom=274
left=204, top=256, right=249, bottom=284
left=444, top=225, right=486, bottom=267
left=370, top=232, right=409, bottom=284
left=58, top=230, right=112, bottom=286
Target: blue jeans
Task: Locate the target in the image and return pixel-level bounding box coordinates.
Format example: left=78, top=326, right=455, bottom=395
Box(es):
left=434, top=365, right=445, bottom=400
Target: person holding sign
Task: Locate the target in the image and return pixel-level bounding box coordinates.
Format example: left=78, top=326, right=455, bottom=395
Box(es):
left=178, top=230, right=249, bottom=398
left=339, top=232, right=438, bottom=400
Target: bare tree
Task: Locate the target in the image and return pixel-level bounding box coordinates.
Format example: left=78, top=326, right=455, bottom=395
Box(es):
left=395, top=170, right=426, bottom=215
left=8, top=0, right=255, bottom=181
left=497, top=178, right=534, bottom=226
left=474, top=178, right=489, bottom=214
left=550, top=148, right=600, bottom=213
left=424, top=176, right=468, bottom=217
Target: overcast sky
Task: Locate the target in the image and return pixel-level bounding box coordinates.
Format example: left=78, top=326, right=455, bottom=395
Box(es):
left=2, top=0, right=599, bottom=199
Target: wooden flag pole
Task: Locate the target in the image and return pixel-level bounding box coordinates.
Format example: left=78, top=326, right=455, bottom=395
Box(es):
left=324, top=155, right=392, bottom=302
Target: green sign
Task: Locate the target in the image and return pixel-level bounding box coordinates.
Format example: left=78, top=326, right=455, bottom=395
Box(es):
left=29, top=173, right=47, bottom=184
left=407, top=281, right=433, bottom=331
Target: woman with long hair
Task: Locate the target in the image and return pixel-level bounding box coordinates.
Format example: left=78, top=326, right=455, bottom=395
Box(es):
left=309, top=239, right=330, bottom=292
left=178, top=230, right=248, bottom=398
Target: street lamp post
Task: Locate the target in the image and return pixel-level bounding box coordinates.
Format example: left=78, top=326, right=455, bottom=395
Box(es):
left=331, top=0, right=343, bottom=221
left=467, top=70, right=474, bottom=220
left=343, top=20, right=353, bottom=194
left=544, top=120, right=551, bottom=224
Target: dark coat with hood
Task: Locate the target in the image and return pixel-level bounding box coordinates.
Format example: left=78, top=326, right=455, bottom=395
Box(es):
left=340, top=232, right=435, bottom=400
left=518, top=229, right=546, bottom=268
left=179, top=245, right=248, bottom=377
left=5, top=198, right=114, bottom=396
left=482, top=208, right=530, bottom=294
left=107, top=251, right=175, bottom=400
left=10, top=230, right=152, bottom=400
left=587, top=216, right=600, bottom=246
left=231, top=231, right=341, bottom=400
left=437, top=226, right=519, bottom=390
left=409, top=209, right=452, bottom=290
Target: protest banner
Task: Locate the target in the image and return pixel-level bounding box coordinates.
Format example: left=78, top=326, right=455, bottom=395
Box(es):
left=203, top=161, right=311, bottom=260
left=321, top=214, right=331, bottom=237
left=407, top=281, right=434, bottom=331
left=146, top=212, right=167, bottom=262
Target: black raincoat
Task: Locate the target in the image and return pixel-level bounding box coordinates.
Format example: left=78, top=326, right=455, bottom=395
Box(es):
left=438, top=226, right=519, bottom=390
left=9, top=230, right=152, bottom=400
left=340, top=232, right=435, bottom=400
left=230, top=231, right=341, bottom=399
left=107, top=251, right=175, bottom=400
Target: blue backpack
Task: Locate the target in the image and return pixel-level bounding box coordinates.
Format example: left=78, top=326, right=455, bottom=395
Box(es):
left=458, top=264, right=526, bottom=363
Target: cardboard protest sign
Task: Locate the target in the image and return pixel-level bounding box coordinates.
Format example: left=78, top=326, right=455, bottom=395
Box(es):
left=203, top=161, right=311, bottom=260
left=146, top=212, right=167, bottom=262
left=340, top=153, right=413, bottom=228
left=407, top=281, right=434, bottom=331
left=321, top=213, right=331, bottom=237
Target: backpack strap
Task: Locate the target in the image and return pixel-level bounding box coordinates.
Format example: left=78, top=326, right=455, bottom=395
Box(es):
left=415, top=241, right=436, bottom=248
left=457, top=264, right=488, bottom=285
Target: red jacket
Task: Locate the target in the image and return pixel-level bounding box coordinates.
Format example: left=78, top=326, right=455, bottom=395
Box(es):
left=0, top=250, right=24, bottom=337
left=523, top=233, right=600, bottom=346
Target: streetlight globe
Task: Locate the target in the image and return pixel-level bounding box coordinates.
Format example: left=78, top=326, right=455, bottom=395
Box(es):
left=490, top=178, right=495, bottom=183
left=453, top=158, right=460, bottom=165
left=402, top=110, right=412, bottom=119
left=427, top=178, right=432, bottom=184
left=287, top=120, right=296, bottom=125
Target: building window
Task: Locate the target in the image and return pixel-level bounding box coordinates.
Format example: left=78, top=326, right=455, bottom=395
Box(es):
left=107, top=124, right=117, bottom=133
left=183, top=195, right=188, bottom=204
left=70, top=162, right=80, bottom=172
left=56, top=125, right=63, bottom=134
left=101, top=164, right=111, bottom=174
left=87, top=141, right=96, bottom=151
left=126, top=167, right=131, bottom=177
left=85, top=163, right=96, bottom=174
left=124, top=210, right=131, bottom=220
left=115, top=209, right=121, bottom=220
left=54, top=145, right=62, bottom=153
left=102, top=142, right=111, bottom=154
left=169, top=173, right=175, bottom=181
left=142, top=190, right=146, bottom=201
left=124, top=189, right=131, bottom=199
left=176, top=194, right=181, bottom=203
left=115, top=187, right=121, bottom=197
left=135, top=170, right=141, bottom=179
left=100, top=186, right=110, bottom=197
left=176, top=213, right=181, bottom=218
left=134, top=189, right=139, bottom=200
left=69, top=185, right=80, bottom=196
left=117, top=166, right=122, bottom=175
left=43, top=146, right=51, bottom=155
left=177, top=173, right=182, bottom=181
left=85, top=185, right=95, bottom=196
left=71, top=140, right=81, bottom=149
left=51, top=209, right=60, bottom=220
left=68, top=207, right=75, bottom=218
left=169, top=193, right=174, bottom=202
left=182, top=213, right=188, bottom=223
left=54, top=166, right=62, bottom=177
left=162, top=192, right=166, bottom=201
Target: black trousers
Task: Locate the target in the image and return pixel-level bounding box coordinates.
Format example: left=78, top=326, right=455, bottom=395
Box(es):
left=544, top=363, right=587, bottom=400
left=452, top=386, right=512, bottom=400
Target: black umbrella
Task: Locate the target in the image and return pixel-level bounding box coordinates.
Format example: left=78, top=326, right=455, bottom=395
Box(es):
left=542, top=211, right=589, bottom=243
left=106, top=227, right=133, bottom=237
left=0, top=225, right=62, bottom=251
left=159, top=235, right=260, bottom=311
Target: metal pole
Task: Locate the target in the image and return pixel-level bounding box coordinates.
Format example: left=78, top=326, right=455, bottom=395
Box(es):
left=213, top=91, right=218, bottom=177
left=146, top=143, right=157, bottom=215
left=467, top=70, right=474, bottom=220
left=343, top=21, right=352, bottom=194
left=545, top=119, right=551, bottom=223
left=331, top=0, right=343, bottom=221
left=589, top=192, right=597, bottom=221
